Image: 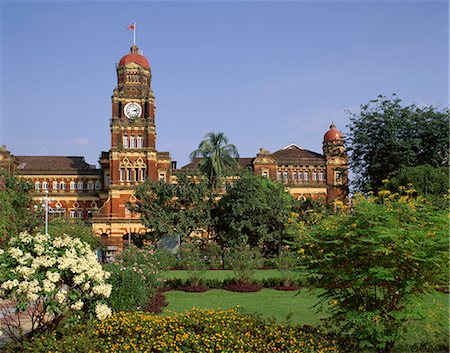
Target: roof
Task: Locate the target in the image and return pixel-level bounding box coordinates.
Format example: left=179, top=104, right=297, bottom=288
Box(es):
left=118, top=45, right=150, bottom=69
left=15, top=156, right=99, bottom=175
left=270, top=144, right=324, bottom=164
left=181, top=157, right=253, bottom=171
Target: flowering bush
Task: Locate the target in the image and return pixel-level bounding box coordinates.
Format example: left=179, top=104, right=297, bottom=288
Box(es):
left=0, top=231, right=112, bottom=341
left=16, top=308, right=338, bottom=352
left=105, top=245, right=163, bottom=312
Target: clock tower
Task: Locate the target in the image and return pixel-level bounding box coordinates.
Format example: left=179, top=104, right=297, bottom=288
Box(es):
left=93, top=45, right=172, bottom=249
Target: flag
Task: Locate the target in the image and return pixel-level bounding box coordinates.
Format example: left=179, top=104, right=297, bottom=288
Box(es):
left=127, top=23, right=135, bottom=30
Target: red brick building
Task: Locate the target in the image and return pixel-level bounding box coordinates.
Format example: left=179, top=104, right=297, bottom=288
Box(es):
left=0, top=44, right=347, bottom=253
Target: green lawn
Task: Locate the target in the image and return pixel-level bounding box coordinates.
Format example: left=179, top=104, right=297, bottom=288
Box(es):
left=163, top=288, right=322, bottom=325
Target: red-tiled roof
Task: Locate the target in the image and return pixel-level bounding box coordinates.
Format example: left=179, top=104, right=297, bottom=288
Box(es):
left=270, top=144, right=324, bottom=164
left=118, top=53, right=149, bottom=69
left=15, top=156, right=99, bottom=174
left=181, top=157, right=253, bottom=170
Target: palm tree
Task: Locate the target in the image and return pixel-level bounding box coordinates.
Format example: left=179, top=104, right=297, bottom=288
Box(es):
left=190, top=132, right=239, bottom=192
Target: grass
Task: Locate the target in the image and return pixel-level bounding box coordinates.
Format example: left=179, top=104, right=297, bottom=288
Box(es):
left=164, top=288, right=323, bottom=325
left=160, top=269, right=285, bottom=281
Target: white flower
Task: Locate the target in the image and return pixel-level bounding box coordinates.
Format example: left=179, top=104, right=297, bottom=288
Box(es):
left=27, top=293, right=39, bottom=301
left=42, top=279, right=56, bottom=293
left=83, top=282, right=91, bottom=291
left=34, top=244, right=45, bottom=255
left=2, top=279, right=19, bottom=290
left=70, top=300, right=84, bottom=310
left=73, top=274, right=85, bottom=285
left=54, top=291, right=66, bottom=304
left=92, top=284, right=112, bottom=298
left=95, top=303, right=112, bottom=321
left=16, top=266, right=35, bottom=279
left=8, top=247, right=23, bottom=260
left=46, top=271, right=61, bottom=283
left=20, top=232, right=33, bottom=244
left=34, top=233, right=50, bottom=244
left=0, top=248, right=4, bottom=255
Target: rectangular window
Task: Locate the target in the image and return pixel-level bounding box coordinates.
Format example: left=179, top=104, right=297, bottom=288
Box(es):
left=298, top=172, right=303, bottom=181
left=129, top=136, right=136, bottom=148
left=105, top=173, right=110, bottom=186
left=304, top=172, right=309, bottom=181
left=134, top=168, right=139, bottom=182
left=319, top=171, right=325, bottom=181
left=284, top=171, right=289, bottom=181
left=137, top=136, right=143, bottom=148
left=122, top=135, right=128, bottom=148
left=140, top=169, right=145, bottom=181
left=53, top=181, right=59, bottom=190
left=313, top=171, right=318, bottom=181
left=77, top=182, right=83, bottom=190
left=69, top=210, right=76, bottom=218
left=35, top=182, right=41, bottom=190
left=60, top=182, right=66, bottom=190
left=293, top=172, right=297, bottom=181
left=42, top=182, right=48, bottom=190
left=159, top=173, right=165, bottom=182
left=95, top=181, right=101, bottom=190
left=77, top=210, right=83, bottom=218
left=262, top=171, right=268, bottom=178
left=120, top=168, right=126, bottom=181
left=277, top=171, right=282, bottom=180
left=87, top=182, right=94, bottom=190
left=127, top=168, right=132, bottom=181
left=70, top=181, right=76, bottom=190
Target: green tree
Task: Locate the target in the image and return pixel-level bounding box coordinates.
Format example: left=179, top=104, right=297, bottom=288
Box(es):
left=346, top=94, right=449, bottom=193
left=293, top=191, right=448, bottom=353
left=190, top=132, right=239, bottom=192
left=131, top=172, right=211, bottom=243
left=213, top=173, right=293, bottom=254
left=0, top=170, right=38, bottom=244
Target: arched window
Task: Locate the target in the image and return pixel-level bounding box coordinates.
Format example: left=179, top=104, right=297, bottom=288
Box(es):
left=304, top=172, right=309, bottom=181
left=122, top=135, right=128, bottom=148
left=35, top=181, right=41, bottom=190
left=60, top=181, right=66, bottom=190
left=137, top=135, right=143, bottom=148
left=129, top=136, right=136, bottom=148
left=313, top=171, right=318, bottom=181
left=53, top=181, right=59, bottom=190
left=319, top=171, right=325, bottom=181
left=42, top=181, right=48, bottom=190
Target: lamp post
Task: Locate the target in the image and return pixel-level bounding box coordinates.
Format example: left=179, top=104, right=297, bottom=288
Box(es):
left=34, top=189, right=54, bottom=235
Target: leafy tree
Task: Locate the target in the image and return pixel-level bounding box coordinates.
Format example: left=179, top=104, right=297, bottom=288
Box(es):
left=0, top=170, right=38, bottom=244
left=190, top=131, right=239, bottom=192
left=293, top=191, right=448, bottom=353
left=346, top=94, right=449, bottom=192
left=131, top=172, right=211, bottom=243
left=213, top=173, right=293, bottom=253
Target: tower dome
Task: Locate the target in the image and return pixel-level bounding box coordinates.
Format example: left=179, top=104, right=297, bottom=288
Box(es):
left=118, top=45, right=150, bottom=69
left=323, top=123, right=343, bottom=142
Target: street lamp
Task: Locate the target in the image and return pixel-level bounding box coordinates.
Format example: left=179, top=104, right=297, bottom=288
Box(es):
left=34, top=189, right=54, bottom=235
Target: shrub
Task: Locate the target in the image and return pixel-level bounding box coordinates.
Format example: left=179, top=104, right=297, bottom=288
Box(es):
left=293, top=191, right=449, bottom=353
left=227, top=245, right=263, bottom=283
left=179, top=243, right=207, bottom=287
left=105, top=245, right=163, bottom=312
left=0, top=231, right=112, bottom=342
left=274, top=248, right=298, bottom=288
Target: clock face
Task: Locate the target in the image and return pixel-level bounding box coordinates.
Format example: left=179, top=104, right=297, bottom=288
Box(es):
left=124, top=102, right=142, bottom=119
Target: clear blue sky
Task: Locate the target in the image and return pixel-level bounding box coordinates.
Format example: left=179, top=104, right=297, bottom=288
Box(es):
left=1, top=1, right=448, bottom=167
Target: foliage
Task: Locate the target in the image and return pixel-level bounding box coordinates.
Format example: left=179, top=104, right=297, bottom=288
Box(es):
left=0, top=231, right=112, bottom=342
left=213, top=173, right=293, bottom=252
left=190, top=131, right=239, bottom=191
left=132, top=172, right=211, bottom=242
left=292, top=196, right=332, bottom=226
left=227, top=245, right=263, bottom=284
left=0, top=170, right=38, bottom=245
left=47, top=217, right=102, bottom=250
left=179, top=242, right=207, bottom=287
left=105, top=245, right=163, bottom=312
left=293, top=191, right=448, bottom=353
left=204, top=241, right=223, bottom=269
left=346, top=94, right=449, bottom=192
left=15, top=308, right=338, bottom=352
left=274, top=248, right=299, bottom=287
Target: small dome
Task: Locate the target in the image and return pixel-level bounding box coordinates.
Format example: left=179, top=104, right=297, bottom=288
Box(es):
left=118, top=45, right=150, bottom=69
left=323, top=123, right=343, bottom=142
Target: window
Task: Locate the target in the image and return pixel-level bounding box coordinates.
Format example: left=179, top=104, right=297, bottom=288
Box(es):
left=120, top=168, right=126, bottom=181
left=304, top=172, right=309, bottom=181
left=293, top=172, right=297, bottom=181
left=298, top=172, right=304, bottom=181
left=139, top=169, right=146, bottom=181
left=335, top=171, right=342, bottom=183
left=105, top=173, right=110, bottom=187
left=319, top=171, right=325, bottom=181
left=122, top=135, right=128, bottom=148
left=159, top=173, right=165, bottom=182
left=77, top=182, right=84, bottom=190
left=262, top=171, right=268, bottom=178
left=277, top=171, right=282, bottom=180
left=129, top=136, right=136, bottom=148
left=69, top=210, right=76, bottom=218
left=42, top=181, right=48, bottom=190
left=137, top=135, right=143, bottom=148
left=127, top=168, right=132, bottom=181
left=53, top=181, right=59, bottom=190
left=70, top=181, right=76, bottom=190
left=87, top=182, right=94, bottom=190
left=284, top=171, right=289, bottom=181
left=313, top=171, right=318, bottom=181
left=77, top=210, right=83, bottom=218
left=95, top=181, right=101, bottom=190
left=134, top=168, right=139, bottom=182
left=35, top=181, right=41, bottom=190
left=60, top=181, right=66, bottom=190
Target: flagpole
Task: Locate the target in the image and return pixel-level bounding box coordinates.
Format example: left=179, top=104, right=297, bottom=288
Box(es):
left=133, top=22, right=136, bottom=46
